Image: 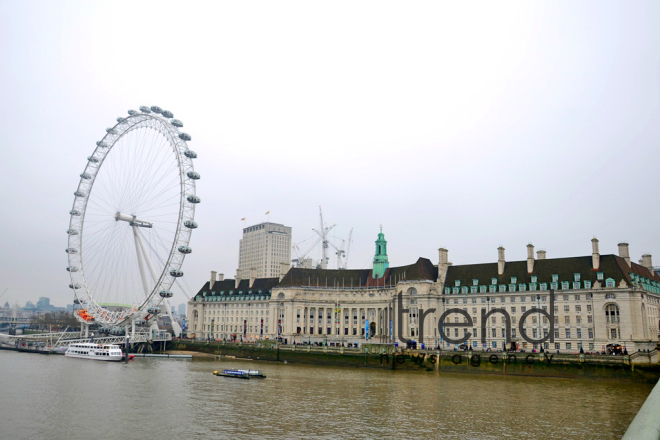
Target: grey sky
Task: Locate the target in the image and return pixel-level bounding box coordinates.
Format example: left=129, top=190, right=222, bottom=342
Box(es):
left=1, top=1, right=659, bottom=308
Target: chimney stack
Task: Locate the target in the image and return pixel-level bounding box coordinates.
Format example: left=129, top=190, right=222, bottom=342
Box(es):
left=641, top=254, right=653, bottom=272
left=437, top=248, right=449, bottom=284
left=591, top=238, right=600, bottom=270
left=527, top=244, right=534, bottom=274
left=497, top=246, right=505, bottom=276
left=537, top=250, right=546, bottom=260
left=279, top=262, right=290, bottom=281
left=249, top=268, right=257, bottom=288
left=218, top=273, right=224, bottom=281
left=210, top=271, right=217, bottom=289
left=235, top=268, right=242, bottom=289
left=618, top=242, right=631, bottom=267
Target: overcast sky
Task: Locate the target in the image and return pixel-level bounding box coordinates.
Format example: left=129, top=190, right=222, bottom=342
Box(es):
left=1, top=1, right=659, bottom=308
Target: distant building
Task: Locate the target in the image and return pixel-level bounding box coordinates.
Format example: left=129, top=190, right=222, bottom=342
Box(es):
left=178, top=303, right=186, bottom=316
left=238, top=222, right=292, bottom=279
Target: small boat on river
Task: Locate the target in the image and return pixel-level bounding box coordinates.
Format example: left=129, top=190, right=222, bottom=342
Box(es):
left=213, top=369, right=267, bottom=379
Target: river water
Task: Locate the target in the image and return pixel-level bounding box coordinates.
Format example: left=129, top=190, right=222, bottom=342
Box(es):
left=0, top=350, right=653, bottom=440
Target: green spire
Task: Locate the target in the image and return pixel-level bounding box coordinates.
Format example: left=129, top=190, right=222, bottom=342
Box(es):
left=372, top=225, right=389, bottom=279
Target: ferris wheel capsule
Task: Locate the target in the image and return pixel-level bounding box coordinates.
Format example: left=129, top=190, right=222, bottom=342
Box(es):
left=74, top=191, right=86, bottom=197
left=70, top=210, right=81, bottom=216
left=69, top=283, right=81, bottom=289
left=87, top=156, right=99, bottom=163
left=67, top=266, right=79, bottom=272
left=128, top=109, right=138, bottom=115
left=178, top=246, right=192, bottom=254
left=66, top=248, right=77, bottom=254
left=116, top=117, right=125, bottom=123
left=171, top=119, right=183, bottom=127
left=179, top=133, right=191, bottom=141
left=159, top=290, right=174, bottom=298
left=150, top=106, right=163, bottom=114
left=184, top=150, right=197, bottom=159
left=134, top=319, right=148, bottom=326
left=67, top=229, right=78, bottom=235
left=80, top=173, right=92, bottom=180
left=162, top=110, right=174, bottom=118
left=139, top=106, right=151, bottom=113
left=187, top=195, right=200, bottom=204
left=96, top=141, right=107, bottom=147
left=106, top=128, right=117, bottom=134
left=186, top=171, right=200, bottom=180
left=147, top=307, right=160, bottom=314
left=170, top=269, right=184, bottom=277
left=184, top=220, right=198, bottom=229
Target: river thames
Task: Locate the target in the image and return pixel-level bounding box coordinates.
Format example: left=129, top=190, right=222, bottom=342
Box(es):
left=0, top=350, right=653, bottom=439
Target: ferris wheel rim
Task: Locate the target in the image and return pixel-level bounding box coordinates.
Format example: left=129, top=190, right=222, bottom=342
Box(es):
left=66, top=108, right=197, bottom=328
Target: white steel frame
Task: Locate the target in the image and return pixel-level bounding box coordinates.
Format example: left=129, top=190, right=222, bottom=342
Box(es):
left=67, top=110, right=197, bottom=332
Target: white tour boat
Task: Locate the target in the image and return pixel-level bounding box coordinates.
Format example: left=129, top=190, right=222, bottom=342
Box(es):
left=65, top=342, right=127, bottom=361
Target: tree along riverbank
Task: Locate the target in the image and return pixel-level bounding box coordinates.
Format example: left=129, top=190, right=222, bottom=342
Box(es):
left=169, top=340, right=660, bottom=383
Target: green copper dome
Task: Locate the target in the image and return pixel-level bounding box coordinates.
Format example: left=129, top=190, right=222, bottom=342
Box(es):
left=372, top=226, right=389, bottom=279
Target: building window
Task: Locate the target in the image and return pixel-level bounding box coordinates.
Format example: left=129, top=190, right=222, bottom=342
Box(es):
left=461, top=286, right=468, bottom=294
left=566, top=329, right=571, bottom=338
left=551, top=282, right=558, bottom=290
left=588, top=328, right=593, bottom=338
left=573, top=282, right=580, bottom=290
left=566, top=342, right=572, bottom=350
left=529, top=283, right=537, bottom=291
left=511, top=277, right=517, bottom=284
left=499, top=285, right=506, bottom=292
left=574, top=273, right=581, bottom=282
left=605, top=279, right=615, bottom=288
left=519, top=284, right=526, bottom=292
left=470, top=286, right=477, bottom=293
left=491, top=278, right=497, bottom=285
left=561, top=282, right=569, bottom=290
left=540, top=283, right=547, bottom=291
left=489, top=285, right=496, bottom=293
left=445, top=287, right=451, bottom=294
left=577, top=328, right=582, bottom=338
left=509, top=284, right=516, bottom=292
left=479, top=286, right=486, bottom=293
left=453, top=287, right=459, bottom=294
left=531, top=276, right=538, bottom=283
left=455, top=280, right=461, bottom=287
left=584, top=281, right=592, bottom=289
left=472, top=279, right=479, bottom=286
left=597, top=272, right=604, bottom=280
left=554, top=329, right=559, bottom=338
left=552, top=274, right=559, bottom=283
left=605, top=304, right=619, bottom=323
left=610, top=328, right=618, bottom=339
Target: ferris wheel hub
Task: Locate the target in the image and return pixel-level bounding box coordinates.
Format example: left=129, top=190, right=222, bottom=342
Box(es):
left=115, top=212, right=153, bottom=228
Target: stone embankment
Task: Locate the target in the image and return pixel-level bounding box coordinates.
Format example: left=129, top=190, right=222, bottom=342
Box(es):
left=169, top=340, right=660, bottom=383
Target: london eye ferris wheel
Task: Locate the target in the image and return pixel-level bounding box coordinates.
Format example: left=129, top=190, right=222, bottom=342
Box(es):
left=66, top=106, right=199, bottom=336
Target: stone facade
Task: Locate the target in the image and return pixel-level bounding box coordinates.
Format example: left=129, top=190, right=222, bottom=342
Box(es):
left=188, top=235, right=660, bottom=353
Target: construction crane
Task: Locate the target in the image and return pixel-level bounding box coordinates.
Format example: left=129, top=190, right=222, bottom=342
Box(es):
left=330, top=228, right=353, bottom=269
left=311, top=206, right=335, bottom=269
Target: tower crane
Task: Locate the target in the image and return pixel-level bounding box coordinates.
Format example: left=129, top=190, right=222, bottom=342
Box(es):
left=311, top=206, right=335, bottom=269
left=329, top=228, right=353, bottom=270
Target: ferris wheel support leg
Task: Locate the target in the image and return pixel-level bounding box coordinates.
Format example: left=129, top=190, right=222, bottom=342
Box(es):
left=132, top=226, right=150, bottom=298
left=135, top=229, right=182, bottom=337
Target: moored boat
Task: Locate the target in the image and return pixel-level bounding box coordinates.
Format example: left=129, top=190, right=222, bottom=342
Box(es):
left=65, top=342, right=131, bottom=362
left=213, top=369, right=266, bottom=379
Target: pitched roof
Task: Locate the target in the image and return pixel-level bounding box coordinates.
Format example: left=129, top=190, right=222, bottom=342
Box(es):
left=193, top=277, right=279, bottom=300
left=443, top=254, right=660, bottom=288
left=277, top=257, right=438, bottom=288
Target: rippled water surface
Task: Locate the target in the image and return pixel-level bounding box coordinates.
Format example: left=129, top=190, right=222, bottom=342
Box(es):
left=0, top=350, right=654, bottom=439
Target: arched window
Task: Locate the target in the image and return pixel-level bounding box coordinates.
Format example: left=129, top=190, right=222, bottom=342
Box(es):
left=605, top=304, right=619, bottom=324
left=407, top=288, right=417, bottom=296
left=277, top=292, right=285, bottom=300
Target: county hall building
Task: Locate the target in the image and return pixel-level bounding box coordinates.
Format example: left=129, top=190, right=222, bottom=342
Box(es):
left=188, top=231, right=660, bottom=353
